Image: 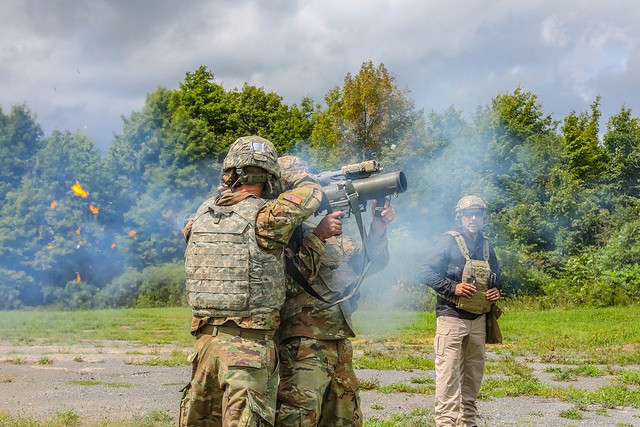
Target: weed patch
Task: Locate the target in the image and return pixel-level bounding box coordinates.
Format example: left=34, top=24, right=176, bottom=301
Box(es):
left=0, top=410, right=174, bottom=427
left=131, top=349, right=188, bottom=367
left=559, top=406, right=584, bottom=420
left=354, top=343, right=434, bottom=371
left=364, top=406, right=434, bottom=427
left=378, top=382, right=434, bottom=394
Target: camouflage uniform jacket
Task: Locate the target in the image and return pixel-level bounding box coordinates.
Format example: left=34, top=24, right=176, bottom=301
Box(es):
left=278, top=223, right=389, bottom=341
left=185, top=171, right=322, bottom=332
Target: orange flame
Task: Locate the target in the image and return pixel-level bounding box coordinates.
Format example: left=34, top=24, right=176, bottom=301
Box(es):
left=71, top=180, right=89, bottom=198
left=128, top=230, right=137, bottom=237
left=111, top=243, right=117, bottom=249
left=50, top=200, right=58, bottom=208
left=75, top=227, right=81, bottom=235
left=89, top=205, right=99, bottom=215
left=75, top=272, right=81, bottom=282
left=47, top=245, right=54, bottom=250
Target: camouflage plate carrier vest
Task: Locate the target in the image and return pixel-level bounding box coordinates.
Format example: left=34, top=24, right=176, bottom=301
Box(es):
left=281, top=236, right=358, bottom=326
left=184, top=195, right=285, bottom=318
left=440, top=231, right=493, bottom=315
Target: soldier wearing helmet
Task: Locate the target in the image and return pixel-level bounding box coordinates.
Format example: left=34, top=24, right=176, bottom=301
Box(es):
left=221, top=135, right=281, bottom=190
left=180, top=136, right=323, bottom=427
left=417, top=195, right=501, bottom=427
left=274, top=156, right=395, bottom=427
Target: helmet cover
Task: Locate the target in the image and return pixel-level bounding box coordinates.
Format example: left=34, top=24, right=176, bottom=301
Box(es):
left=222, top=135, right=280, bottom=179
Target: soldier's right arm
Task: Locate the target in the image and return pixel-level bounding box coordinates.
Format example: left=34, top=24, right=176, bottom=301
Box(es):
left=255, top=170, right=322, bottom=252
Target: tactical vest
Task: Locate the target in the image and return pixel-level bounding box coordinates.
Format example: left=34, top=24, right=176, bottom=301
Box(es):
left=439, top=231, right=493, bottom=315
left=184, top=195, right=285, bottom=318
left=280, top=235, right=359, bottom=325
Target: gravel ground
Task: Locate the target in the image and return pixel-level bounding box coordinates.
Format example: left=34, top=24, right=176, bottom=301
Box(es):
left=1, top=342, right=639, bottom=426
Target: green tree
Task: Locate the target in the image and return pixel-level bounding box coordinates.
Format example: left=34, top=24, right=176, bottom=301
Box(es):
left=560, top=98, right=606, bottom=183
left=602, top=107, right=640, bottom=198
left=0, top=104, right=44, bottom=201
left=309, top=61, right=423, bottom=169
left=0, top=130, right=112, bottom=306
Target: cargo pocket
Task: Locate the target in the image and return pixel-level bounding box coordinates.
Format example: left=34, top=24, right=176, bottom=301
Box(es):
left=281, top=337, right=301, bottom=361
left=237, top=388, right=276, bottom=427
left=178, top=351, right=199, bottom=427
left=434, top=321, right=452, bottom=358
left=178, top=381, right=192, bottom=427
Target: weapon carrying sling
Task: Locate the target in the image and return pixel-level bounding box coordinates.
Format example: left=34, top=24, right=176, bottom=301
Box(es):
left=285, top=180, right=373, bottom=306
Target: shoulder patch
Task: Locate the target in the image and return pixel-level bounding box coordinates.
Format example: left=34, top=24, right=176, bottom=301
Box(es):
left=282, top=193, right=302, bottom=205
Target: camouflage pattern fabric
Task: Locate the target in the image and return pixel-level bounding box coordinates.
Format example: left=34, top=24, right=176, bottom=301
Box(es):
left=276, top=337, right=362, bottom=427
left=181, top=167, right=321, bottom=426
left=185, top=195, right=286, bottom=319
left=180, top=328, right=278, bottom=427
left=223, top=135, right=281, bottom=179
left=279, top=225, right=389, bottom=340
left=277, top=155, right=309, bottom=174
left=275, top=222, right=389, bottom=426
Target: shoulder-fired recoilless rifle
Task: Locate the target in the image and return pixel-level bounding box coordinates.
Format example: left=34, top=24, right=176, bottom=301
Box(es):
left=314, top=160, right=408, bottom=217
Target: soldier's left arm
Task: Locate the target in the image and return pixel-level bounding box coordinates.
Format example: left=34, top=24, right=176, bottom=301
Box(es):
left=349, top=199, right=393, bottom=274
left=255, top=171, right=322, bottom=251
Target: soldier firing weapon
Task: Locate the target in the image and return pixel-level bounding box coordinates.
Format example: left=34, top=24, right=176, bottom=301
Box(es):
left=288, top=159, right=408, bottom=305
left=314, top=159, right=408, bottom=218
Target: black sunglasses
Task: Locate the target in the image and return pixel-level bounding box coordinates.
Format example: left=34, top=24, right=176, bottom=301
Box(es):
left=461, top=209, right=484, bottom=219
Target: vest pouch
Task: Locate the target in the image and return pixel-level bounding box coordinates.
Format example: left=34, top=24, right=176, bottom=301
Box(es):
left=456, top=291, right=492, bottom=314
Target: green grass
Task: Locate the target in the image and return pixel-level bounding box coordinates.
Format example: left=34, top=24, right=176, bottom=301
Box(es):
left=133, top=349, right=189, bottom=367
left=559, top=407, right=584, bottom=420
left=2, top=304, right=639, bottom=367
left=485, top=356, right=533, bottom=376
left=0, top=410, right=174, bottom=427
left=617, top=370, right=640, bottom=386
left=378, top=382, right=434, bottom=394
left=544, top=364, right=610, bottom=381
left=0, top=307, right=193, bottom=346
left=364, top=407, right=435, bottom=427
left=2, top=304, right=640, bottom=425
left=353, top=304, right=640, bottom=366
left=354, top=350, right=434, bottom=371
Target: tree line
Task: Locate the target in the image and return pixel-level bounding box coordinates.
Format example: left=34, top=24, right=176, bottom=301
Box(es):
left=1, top=62, right=639, bottom=310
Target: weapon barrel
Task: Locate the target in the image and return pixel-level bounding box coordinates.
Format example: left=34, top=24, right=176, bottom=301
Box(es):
left=351, top=171, right=408, bottom=201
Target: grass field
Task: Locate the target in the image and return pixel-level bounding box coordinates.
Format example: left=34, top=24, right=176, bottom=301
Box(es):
left=1, top=303, right=639, bottom=426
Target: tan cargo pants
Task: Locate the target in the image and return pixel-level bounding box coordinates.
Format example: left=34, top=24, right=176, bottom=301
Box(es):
left=433, top=314, right=486, bottom=427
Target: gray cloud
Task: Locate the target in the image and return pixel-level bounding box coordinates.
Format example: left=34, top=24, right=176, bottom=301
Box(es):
left=1, top=0, right=639, bottom=150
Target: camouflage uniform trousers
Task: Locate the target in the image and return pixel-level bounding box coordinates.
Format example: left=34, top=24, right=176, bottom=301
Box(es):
left=180, top=329, right=278, bottom=427
left=276, top=337, right=362, bottom=427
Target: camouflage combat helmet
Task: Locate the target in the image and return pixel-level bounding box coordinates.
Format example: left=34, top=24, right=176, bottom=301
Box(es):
left=455, top=195, right=487, bottom=222
left=456, top=195, right=487, bottom=212
left=222, top=135, right=280, bottom=186
left=277, top=155, right=309, bottom=173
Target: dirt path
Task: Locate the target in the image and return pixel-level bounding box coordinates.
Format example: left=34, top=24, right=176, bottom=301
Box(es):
left=1, top=342, right=639, bottom=426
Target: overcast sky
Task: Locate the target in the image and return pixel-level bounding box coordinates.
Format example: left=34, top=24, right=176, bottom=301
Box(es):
left=1, top=0, right=639, bottom=151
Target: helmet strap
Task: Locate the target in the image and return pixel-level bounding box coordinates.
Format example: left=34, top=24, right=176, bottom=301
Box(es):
left=236, top=167, right=268, bottom=185
left=223, top=170, right=241, bottom=189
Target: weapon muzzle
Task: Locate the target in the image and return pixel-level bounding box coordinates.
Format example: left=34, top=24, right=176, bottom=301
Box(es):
left=351, top=170, right=408, bottom=201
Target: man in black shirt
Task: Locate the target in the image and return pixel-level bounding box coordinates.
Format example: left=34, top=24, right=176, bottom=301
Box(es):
left=417, top=195, right=501, bottom=427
